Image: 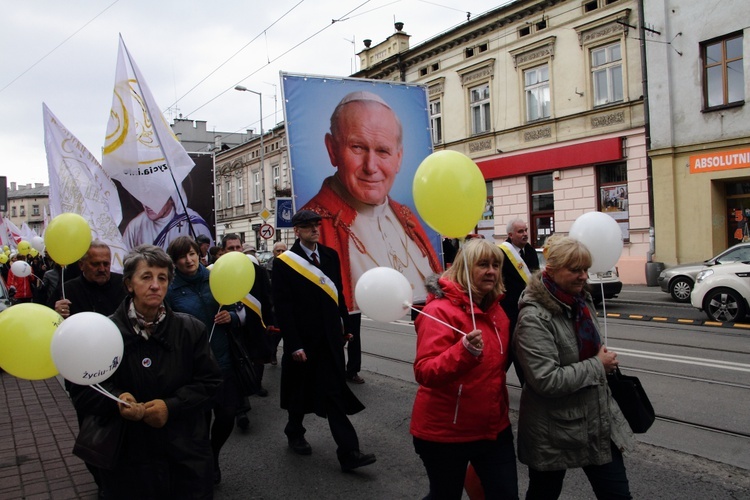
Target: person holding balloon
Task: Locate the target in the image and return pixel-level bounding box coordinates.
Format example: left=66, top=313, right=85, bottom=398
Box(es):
left=410, top=239, right=518, bottom=499
left=6, top=254, right=36, bottom=304
left=70, top=245, right=222, bottom=498
left=165, top=235, right=243, bottom=485
left=513, top=236, right=633, bottom=499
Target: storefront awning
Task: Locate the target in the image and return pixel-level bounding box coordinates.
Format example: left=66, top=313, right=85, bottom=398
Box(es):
left=478, top=137, right=623, bottom=180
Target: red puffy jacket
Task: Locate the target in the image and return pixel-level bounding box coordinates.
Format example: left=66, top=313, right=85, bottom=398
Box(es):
left=410, top=277, right=512, bottom=443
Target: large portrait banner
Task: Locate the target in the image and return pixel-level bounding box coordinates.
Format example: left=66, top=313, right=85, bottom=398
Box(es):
left=281, top=73, right=443, bottom=312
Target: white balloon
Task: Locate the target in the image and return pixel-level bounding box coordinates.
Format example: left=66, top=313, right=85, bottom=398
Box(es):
left=50, top=312, right=124, bottom=385
left=569, top=212, right=623, bottom=274
left=355, top=267, right=413, bottom=322
left=247, top=254, right=259, bottom=265
left=31, top=236, right=45, bottom=252
left=10, top=260, right=31, bottom=277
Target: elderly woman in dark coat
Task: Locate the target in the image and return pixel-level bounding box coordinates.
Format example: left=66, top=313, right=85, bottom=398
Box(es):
left=71, top=245, right=222, bottom=499
left=514, top=236, right=634, bottom=499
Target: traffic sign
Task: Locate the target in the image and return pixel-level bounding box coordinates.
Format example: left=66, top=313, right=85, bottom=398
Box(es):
left=259, top=223, right=275, bottom=240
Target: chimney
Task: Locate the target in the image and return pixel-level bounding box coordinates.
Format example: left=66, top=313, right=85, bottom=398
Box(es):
left=394, top=22, right=404, bottom=32
left=10, top=182, right=16, bottom=191
left=35, top=183, right=43, bottom=188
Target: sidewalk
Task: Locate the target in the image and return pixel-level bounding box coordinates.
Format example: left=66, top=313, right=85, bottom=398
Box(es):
left=0, top=372, right=97, bottom=500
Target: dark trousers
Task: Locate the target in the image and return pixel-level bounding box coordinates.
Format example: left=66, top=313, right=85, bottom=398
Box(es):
left=285, top=406, right=359, bottom=460
left=526, top=442, right=631, bottom=500
left=413, top=427, right=519, bottom=500
left=346, top=313, right=362, bottom=377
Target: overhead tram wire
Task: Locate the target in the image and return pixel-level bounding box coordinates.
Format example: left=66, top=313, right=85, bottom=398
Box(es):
left=161, top=0, right=308, bottom=114
left=182, top=0, right=373, bottom=119
left=0, top=0, right=120, bottom=94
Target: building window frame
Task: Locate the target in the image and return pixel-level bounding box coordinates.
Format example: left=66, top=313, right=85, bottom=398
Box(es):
left=429, top=99, right=443, bottom=145
left=591, top=41, right=623, bottom=106
left=529, top=173, right=554, bottom=248
left=11, top=206, right=16, bottom=217
left=32, top=205, right=40, bottom=217
left=225, top=180, right=232, bottom=209
left=253, top=171, right=261, bottom=202
left=236, top=175, right=244, bottom=206
left=524, top=64, right=551, bottom=122
left=702, top=32, right=744, bottom=110
left=19, top=205, right=25, bottom=217
left=597, top=162, right=629, bottom=241
left=469, top=83, right=491, bottom=135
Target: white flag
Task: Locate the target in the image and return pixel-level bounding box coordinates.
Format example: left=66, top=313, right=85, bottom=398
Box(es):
left=20, top=223, right=37, bottom=240
left=0, top=214, right=17, bottom=248
left=44, top=103, right=128, bottom=273
left=102, top=35, right=194, bottom=213
left=4, top=217, right=22, bottom=246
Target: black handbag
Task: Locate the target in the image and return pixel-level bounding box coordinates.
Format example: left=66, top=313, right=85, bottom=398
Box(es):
left=607, top=367, right=655, bottom=433
left=228, top=331, right=260, bottom=396
left=72, top=413, right=125, bottom=470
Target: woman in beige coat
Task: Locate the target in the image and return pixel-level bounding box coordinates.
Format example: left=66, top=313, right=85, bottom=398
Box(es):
left=513, top=237, right=634, bottom=499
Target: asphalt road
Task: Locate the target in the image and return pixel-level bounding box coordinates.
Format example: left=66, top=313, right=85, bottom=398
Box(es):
left=211, top=292, right=750, bottom=499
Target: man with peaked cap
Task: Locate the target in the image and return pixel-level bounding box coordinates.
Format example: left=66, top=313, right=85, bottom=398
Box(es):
left=272, top=209, right=376, bottom=472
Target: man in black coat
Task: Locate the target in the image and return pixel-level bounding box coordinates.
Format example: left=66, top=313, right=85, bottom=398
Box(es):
left=51, top=241, right=126, bottom=318
left=500, top=219, right=540, bottom=385
left=272, top=210, right=376, bottom=472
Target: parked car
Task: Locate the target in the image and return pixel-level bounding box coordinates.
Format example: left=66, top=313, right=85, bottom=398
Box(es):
left=535, top=249, right=622, bottom=304
left=256, top=250, right=273, bottom=265
left=657, top=242, right=750, bottom=303
left=690, top=262, right=750, bottom=322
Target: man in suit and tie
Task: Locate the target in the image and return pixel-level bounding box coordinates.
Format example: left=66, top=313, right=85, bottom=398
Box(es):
left=272, top=210, right=376, bottom=472
left=499, top=218, right=540, bottom=385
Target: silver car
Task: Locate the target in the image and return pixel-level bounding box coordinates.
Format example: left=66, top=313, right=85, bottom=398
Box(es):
left=657, top=242, right=750, bottom=302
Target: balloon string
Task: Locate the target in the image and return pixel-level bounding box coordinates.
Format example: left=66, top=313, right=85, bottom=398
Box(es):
left=600, top=280, right=608, bottom=346
left=90, top=383, right=131, bottom=406
left=208, top=305, right=221, bottom=343
left=409, top=306, right=468, bottom=336
left=462, top=249, right=477, bottom=331
left=61, top=266, right=67, bottom=301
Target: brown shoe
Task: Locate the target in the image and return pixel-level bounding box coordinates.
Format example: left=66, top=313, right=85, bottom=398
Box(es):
left=346, top=374, right=365, bottom=384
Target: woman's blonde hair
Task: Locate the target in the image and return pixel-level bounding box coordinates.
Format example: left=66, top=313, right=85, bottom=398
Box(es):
left=443, top=239, right=505, bottom=307
left=544, top=236, right=592, bottom=273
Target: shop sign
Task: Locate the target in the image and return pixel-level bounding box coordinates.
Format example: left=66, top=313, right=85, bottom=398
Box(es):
left=690, top=147, right=750, bottom=174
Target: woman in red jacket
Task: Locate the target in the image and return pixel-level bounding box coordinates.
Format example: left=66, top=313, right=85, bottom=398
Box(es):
left=6, top=255, right=35, bottom=304
left=411, top=239, right=518, bottom=499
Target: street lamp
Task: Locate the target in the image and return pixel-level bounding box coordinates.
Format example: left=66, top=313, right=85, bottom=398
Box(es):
left=234, top=85, right=265, bottom=214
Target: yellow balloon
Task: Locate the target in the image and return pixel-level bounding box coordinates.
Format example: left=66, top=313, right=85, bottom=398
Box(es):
left=413, top=150, right=487, bottom=238
left=0, top=253, right=7, bottom=264
left=4, top=249, right=9, bottom=255
left=209, top=252, right=256, bottom=305
left=2, top=245, right=8, bottom=251
left=29, top=248, right=39, bottom=258
left=44, top=213, right=92, bottom=265
left=0, top=303, right=62, bottom=380
left=17, top=240, right=31, bottom=256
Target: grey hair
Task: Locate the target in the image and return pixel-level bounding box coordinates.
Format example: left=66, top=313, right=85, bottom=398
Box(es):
left=122, top=244, right=174, bottom=286
left=506, top=218, right=526, bottom=235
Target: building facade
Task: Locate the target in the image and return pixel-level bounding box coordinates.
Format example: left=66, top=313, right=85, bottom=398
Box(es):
left=6, top=182, right=49, bottom=235
left=213, top=123, right=294, bottom=250
left=354, top=0, right=650, bottom=282
left=645, top=0, right=749, bottom=265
